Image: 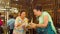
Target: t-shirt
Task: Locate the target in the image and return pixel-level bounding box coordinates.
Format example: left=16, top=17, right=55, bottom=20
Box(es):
left=38, top=11, right=57, bottom=34
left=7, top=18, right=15, bottom=29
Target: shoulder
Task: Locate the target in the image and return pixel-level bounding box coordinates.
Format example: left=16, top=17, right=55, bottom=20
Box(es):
left=25, top=18, right=28, bottom=20
left=42, top=11, right=49, bottom=16
left=24, top=18, right=28, bottom=22
left=11, top=19, right=15, bottom=21
left=43, top=11, right=49, bottom=14
left=16, top=16, right=20, bottom=19
left=15, top=16, right=21, bottom=20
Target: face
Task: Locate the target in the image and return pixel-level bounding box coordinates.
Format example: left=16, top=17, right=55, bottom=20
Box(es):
left=20, top=12, right=26, bottom=18
left=33, top=9, right=41, bottom=17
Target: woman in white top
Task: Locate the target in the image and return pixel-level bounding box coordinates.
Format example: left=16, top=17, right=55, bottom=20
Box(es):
left=13, top=10, right=28, bottom=34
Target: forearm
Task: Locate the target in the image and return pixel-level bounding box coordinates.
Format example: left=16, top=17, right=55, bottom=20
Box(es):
left=36, top=24, right=47, bottom=28
left=15, top=23, right=21, bottom=27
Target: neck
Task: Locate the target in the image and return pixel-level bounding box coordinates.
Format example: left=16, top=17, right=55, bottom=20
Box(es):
left=20, top=16, right=24, bottom=20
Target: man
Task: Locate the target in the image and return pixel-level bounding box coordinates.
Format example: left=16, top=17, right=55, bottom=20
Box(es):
left=7, top=15, right=15, bottom=34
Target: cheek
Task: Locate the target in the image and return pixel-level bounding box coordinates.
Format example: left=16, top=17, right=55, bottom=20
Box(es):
left=21, top=14, right=23, bottom=16
left=22, top=14, right=26, bottom=17
left=34, top=13, right=37, bottom=15
left=37, top=12, right=39, bottom=15
left=24, top=15, right=26, bottom=17
left=23, top=13, right=26, bottom=16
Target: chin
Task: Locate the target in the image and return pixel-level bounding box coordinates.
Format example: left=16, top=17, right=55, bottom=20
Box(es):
left=36, top=15, right=38, bottom=17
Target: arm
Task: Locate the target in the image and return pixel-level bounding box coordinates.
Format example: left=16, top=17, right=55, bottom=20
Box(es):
left=25, top=18, right=28, bottom=27
left=14, top=17, right=21, bottom=27
left=22, top=18, right=28, bottom=28
left=36, top=15, right=48, bottom=28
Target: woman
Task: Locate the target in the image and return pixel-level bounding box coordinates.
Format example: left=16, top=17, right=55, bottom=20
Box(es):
left=13, top=10, right=28, bottom=34
left=30, top=6, right=57, bottom=34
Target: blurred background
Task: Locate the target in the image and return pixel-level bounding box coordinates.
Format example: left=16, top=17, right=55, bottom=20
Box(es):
left=0, top=0, right=60, bottom=34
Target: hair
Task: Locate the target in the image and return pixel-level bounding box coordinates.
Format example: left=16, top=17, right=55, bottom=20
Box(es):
left=33, top=6, right=42, bottom=11
left=9, top=15, right=14, bottom=18
left=20, top=10, right=26, bottom=15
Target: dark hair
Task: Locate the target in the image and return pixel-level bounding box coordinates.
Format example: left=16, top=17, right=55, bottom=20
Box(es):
left=9, top=15, right=14, bottom=18
left=20, top=10, right=26, bottom=15
left=33, top=6, right=42, bottom=11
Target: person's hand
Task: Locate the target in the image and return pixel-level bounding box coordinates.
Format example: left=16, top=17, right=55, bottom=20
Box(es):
left=29, top=23, right=36, bottom=29
left=26, top=24, right=32, bottom=29
left=18, top=23, right=21, bottom=26
left=22, top=25, right=26, bottom=30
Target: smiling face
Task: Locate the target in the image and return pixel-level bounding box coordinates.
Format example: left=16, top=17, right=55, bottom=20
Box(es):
left=20, top=12, right=26, bottom=18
